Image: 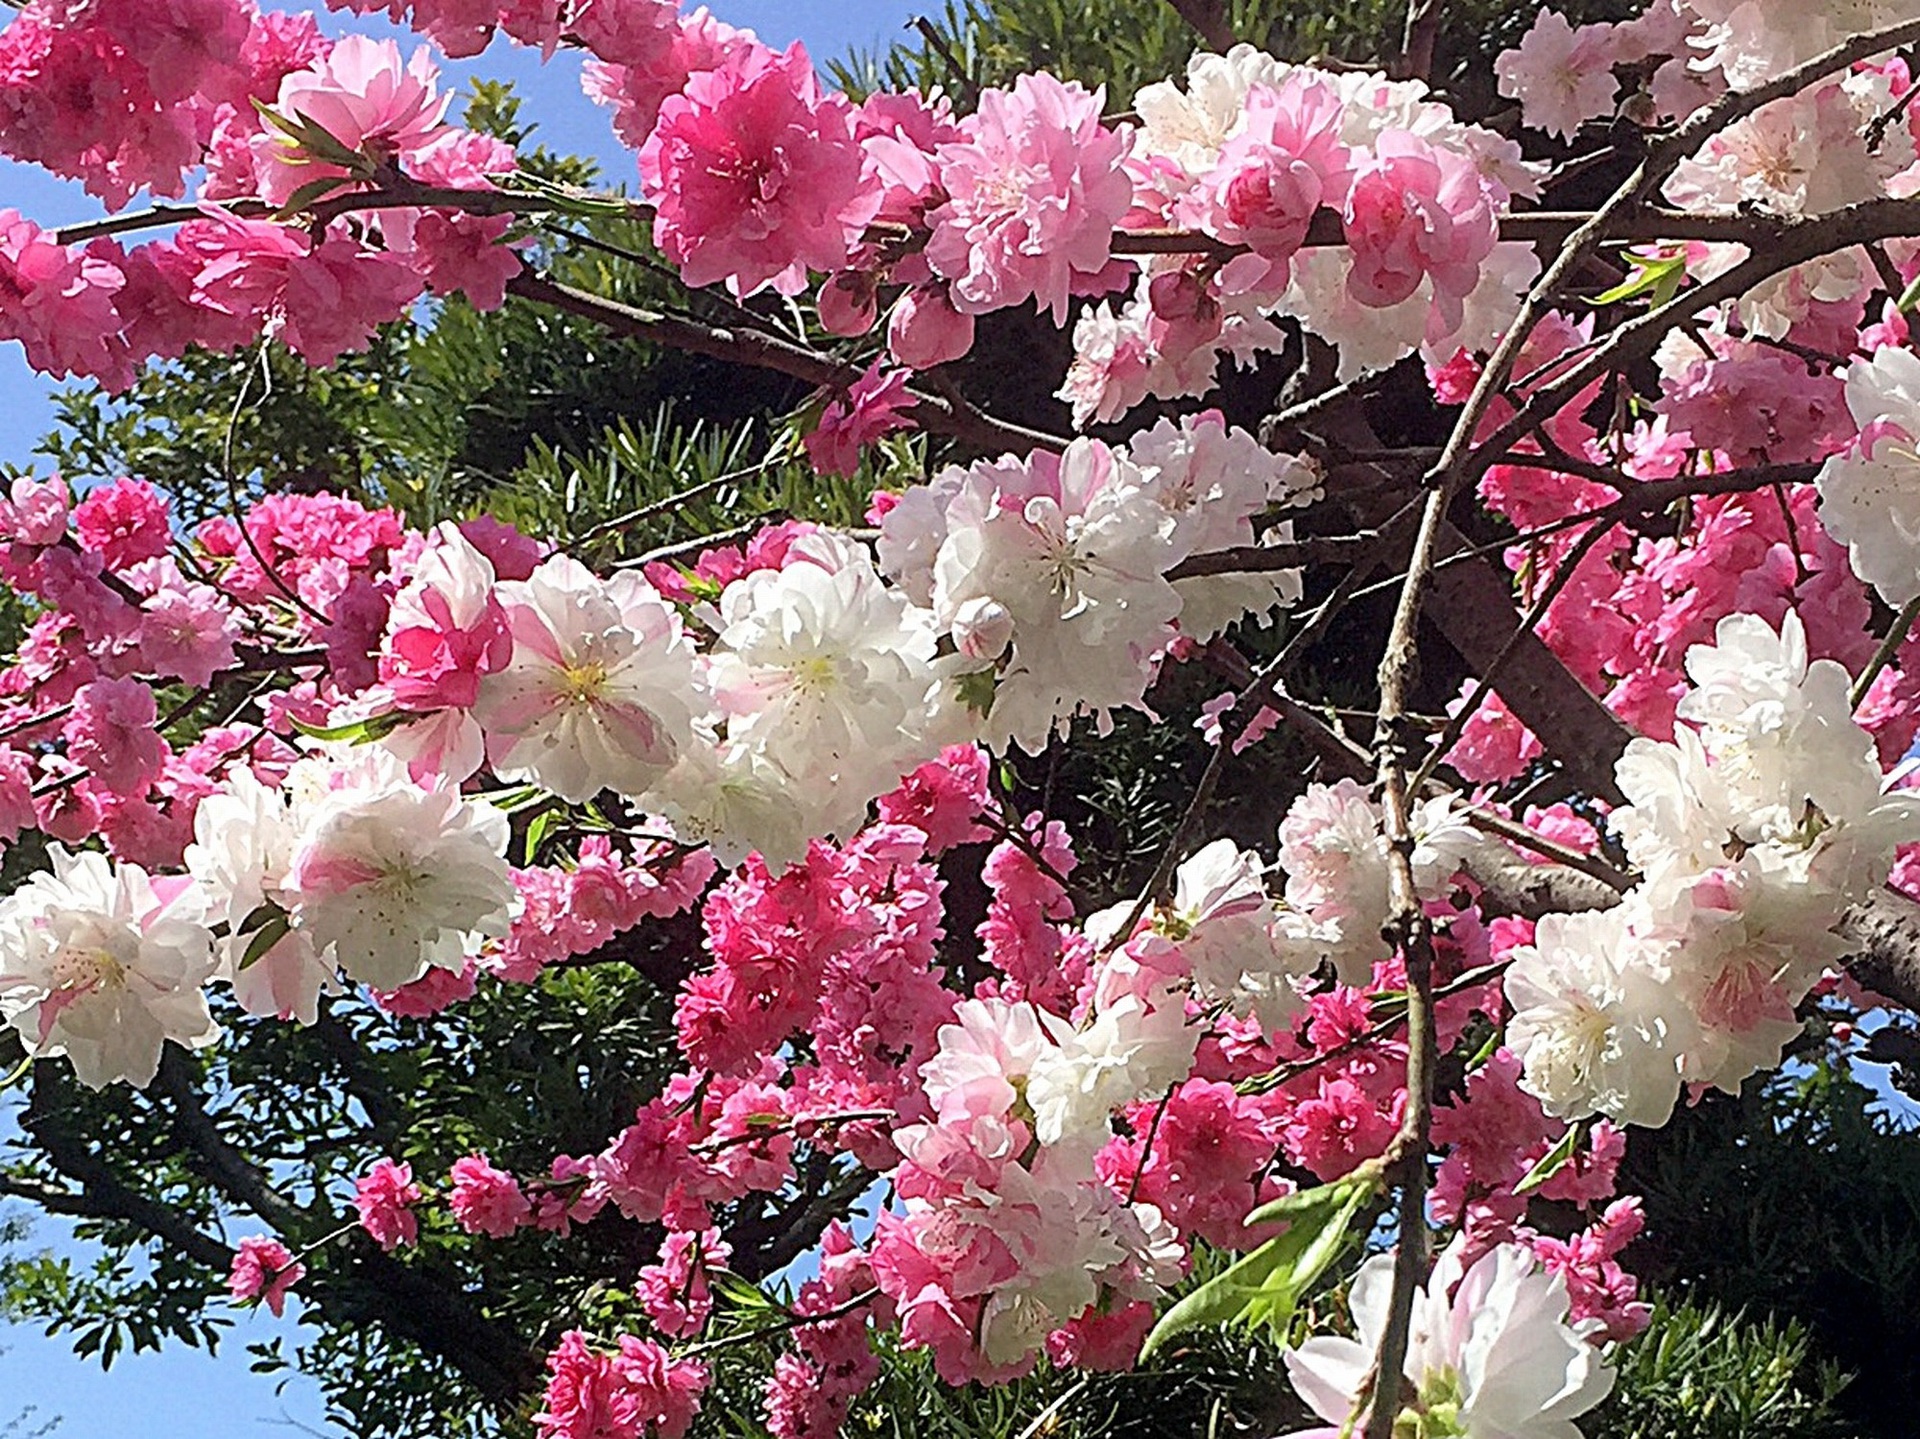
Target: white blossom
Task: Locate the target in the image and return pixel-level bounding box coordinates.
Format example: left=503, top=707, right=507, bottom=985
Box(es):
left=475, top=554, right=701, bottom=803
left=707, top=534, right=952, bottom=822
left=1504, top=904, right=1697, bottom=1129
left=1816, top=343, right=1920, bottom=606
left=281, top=748, right=515, bottom=991
left=1276, top=780, right=1484, bottom=986
left=185, top=766, right=337, bottom=1025
left=0, top=849, right=218, bottom=1089
left=1282, top=1236, right=1614, bottom=1439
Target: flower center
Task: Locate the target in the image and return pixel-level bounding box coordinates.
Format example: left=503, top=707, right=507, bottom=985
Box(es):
left=557, top=658, right=609, bottom=707
left=49, top=945, right=124, bottom=996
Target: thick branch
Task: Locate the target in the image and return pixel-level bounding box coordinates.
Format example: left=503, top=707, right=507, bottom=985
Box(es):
left=506, top=272, right=1066, bottom=456
left=17, top=1081, right=235, bottom=1271
left=1161, top=0, right=1235, bottom=50
left=1840, top=889, right=1920, bottom=1016
left=154, top=1051, right=308, bottom=1228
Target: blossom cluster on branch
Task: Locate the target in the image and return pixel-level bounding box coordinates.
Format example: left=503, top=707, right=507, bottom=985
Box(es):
left=4, top=0, right=1920, bottom=1436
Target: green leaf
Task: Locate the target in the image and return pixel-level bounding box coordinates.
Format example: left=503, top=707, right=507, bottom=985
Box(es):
left=1591, top=248, right=1688, bottom=309
left=522, top=807, right=559, bottom=867
left=1898, top=268, right=1920, bottom=315
left=275, top=174, right=358, bottom=219
left=1515, top=1120, right=1586, bottom=1196
left=711, top=1271, right=776, bottom=1311
left=238, top=912, right=293, bottom=971
left=288, top=710, right=409, bottom=745
left=1141, top=1175, right=1375, bottom=1360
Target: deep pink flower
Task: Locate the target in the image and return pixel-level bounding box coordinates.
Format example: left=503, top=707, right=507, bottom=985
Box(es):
left=448, top=1153, right=532, bottom=1238
left=581, top=10, right=740, bottom=149
left=924, top=72, right=1134, bottom=324
left=353, top=1158, right=423, bottom=1251
left=228, top=1236, right=304, bottom=1317
left=373, top=959, right=479, bottom=1017
left=804, top=364, right=915, bottom=477
left=73, top=478, right=171, bottom=574
left=0, top=211, right=132, bottom=389
left=639, top=41, right=879, bottom=298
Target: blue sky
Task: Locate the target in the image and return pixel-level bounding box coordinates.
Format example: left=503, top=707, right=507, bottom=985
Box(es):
left=0, top=3, right=916, bottom=1434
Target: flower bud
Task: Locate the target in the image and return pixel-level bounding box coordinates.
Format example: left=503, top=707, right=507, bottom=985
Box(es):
left=818, top=271, right=879, bottom=336
left=952, top=596, right=1013, bottom=661
left=887, top=287, right=975, bottom=369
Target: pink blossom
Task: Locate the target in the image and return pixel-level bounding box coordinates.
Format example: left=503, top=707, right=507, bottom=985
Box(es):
left=580, top=7, right=756, bottom=152
left=73, top=478, right=171, bottom=574
left=1525, top=1198, right=1651, bottom=1343
left=1496, top=10, right=1621, bottom=141
left=64, top=678, right=167, bottom=796
left=228, top=1236, right=304, bottom=1317
left=639, top=41, right=878, bottom=298
left=1179, top=74, right=1350, bottom=284
left=924, top=73, right=1134, bottom=324
left=886, top=287, right=976, bottom=369
left=636, top=1229, right=729, bottom=1338
left=1045, top=1301, right=1155, bottom=1371
left=0, top=211, right=132, bottom=389
left=373, top=958, right=480, bottom=1017
left=253, top=36, right=452, bottom=205
left=353, top=1158, right=423, bottom=1251
left=448, top=1153, right=533, bottom=1238
left=0, top=474, right=70, bottom=547
left=876, top=745, right=991, bottom=853
left=134, top=562, right=240, bottom=688
left=804, top=364, right=914, bottom=478
left=1343, top=131, right=1498, bottom=323
left=280, top=234, right=425, bottom=368
left=458, top=514, right=543, bottom=580
left=0, top=2, right=223, bottom=205
left=534, top=1331, right=709, bottom=1439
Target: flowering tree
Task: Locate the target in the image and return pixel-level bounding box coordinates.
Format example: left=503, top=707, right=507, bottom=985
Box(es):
left=2, top=0, right=1920, bottom=1435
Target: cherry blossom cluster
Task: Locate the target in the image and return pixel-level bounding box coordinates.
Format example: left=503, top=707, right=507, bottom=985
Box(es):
left=0, top=1, right=520, bottom=386
left=1506, top=612, right=1920, bottom=1128
left=7, top=0, right=1920, bottom=1433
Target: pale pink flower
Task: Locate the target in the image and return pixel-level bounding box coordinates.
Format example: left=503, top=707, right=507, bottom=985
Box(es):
left=887, top=286, right=976, bottom=368
left=253, top=36, right=453, bottom=205
left=925, top=72, right=1135, bottom=324
left=1496, top=11, right=1621, bottom=141
left=1178, top=73, right=1351, bottom=284
left=1343, top=131, right=1499, bottom=326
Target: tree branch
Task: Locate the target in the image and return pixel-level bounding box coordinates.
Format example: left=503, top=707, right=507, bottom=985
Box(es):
left=506, top=272, right=1067, bottom=456
left=1160, top=0, right=1235, bottom=51
left=153, top=1051, right=308, bottom=1229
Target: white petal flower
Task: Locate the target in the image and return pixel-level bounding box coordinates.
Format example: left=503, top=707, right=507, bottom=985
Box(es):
left=475, top=554, right=701, bottom=803
left=0, top=849, right=218, bottom=1089
left=185, top=766, right=337, bottom=1025
left=1283, top=1236, right=1614, bottom=1439
left=1816, top=344, right=1920, bottom=606
left=708, top=537, right=949, bottom=815
left=1504, top=904, right=1697, bottom=1129
left=913, top=439, right=1185, bottom=753
left=282, top=749, right=514, bottom=991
